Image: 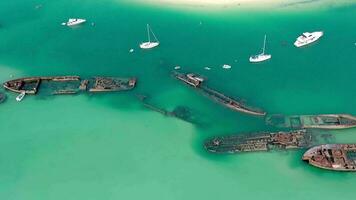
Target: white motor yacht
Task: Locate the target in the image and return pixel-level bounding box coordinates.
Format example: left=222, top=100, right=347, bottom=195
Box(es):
left=294, top=31, right=323, bottom=47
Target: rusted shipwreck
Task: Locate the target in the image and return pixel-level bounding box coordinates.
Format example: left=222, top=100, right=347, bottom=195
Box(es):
left=205, top=129, right=312, bottom=153
left=302, top=144, right=356, bottom=171
left=3, top=76, right=136, bottom=95
left=174, top=72, right=266, bottom=116
left=266, top=114, right=356, bottom=130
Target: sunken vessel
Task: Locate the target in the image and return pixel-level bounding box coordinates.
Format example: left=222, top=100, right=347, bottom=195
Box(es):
left=174, top=72, right=266, bottom=116
left=302, top=144, right=356, bottom=171
left=3, top=76, right=136, bottom=95
left=266, top=114, right=356, bottom=130
left=205, top=129, right=312, bottom=153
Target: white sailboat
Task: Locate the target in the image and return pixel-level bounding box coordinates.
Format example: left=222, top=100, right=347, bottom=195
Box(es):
left=16, top=92, right=25, bottom=102
left=249, top=35, right=271, bottom=63
left=140, top=24, right=159, bottom=49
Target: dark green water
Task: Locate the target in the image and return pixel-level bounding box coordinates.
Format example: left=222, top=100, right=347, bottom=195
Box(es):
left=1, top=0, right=356, bottom=199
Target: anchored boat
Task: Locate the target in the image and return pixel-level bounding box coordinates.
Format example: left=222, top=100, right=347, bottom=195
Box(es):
left=16, top=92, right=25, bottom=102
left=140, top=24, right=159, bottom=49
left=249, top=35, right=271, bottom=63
left=266, top=114, right=356, bottom=129
left=62, top=18, right=86, bottom=26
left=302, top=144, right=356, bottom=171
left=173, top=72, right=266, bottom=116
left=205, top=129, right=312, bottom=153
left=294, top=31, right=323, bottom=47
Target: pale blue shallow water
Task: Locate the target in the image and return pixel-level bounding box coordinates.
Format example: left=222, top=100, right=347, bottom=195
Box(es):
left=0, top=1, right=356, bottom=199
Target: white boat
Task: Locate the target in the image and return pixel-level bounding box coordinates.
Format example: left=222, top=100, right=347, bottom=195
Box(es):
left=249, top=35, right=272, bottom=63
left=16, top=92, right=25, bottom=102
left=222, top=64, right=231, bottom=69
left=294, top=31, right=323, bottom=47
left=62, top=18, right=86, bottom=26
left=140, top=24, right=159, bottom=49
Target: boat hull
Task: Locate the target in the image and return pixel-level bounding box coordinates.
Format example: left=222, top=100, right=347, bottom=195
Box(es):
left=140, top=42, right=159, bottom=49
left=294, top=31, right=323, bottom=47
left=302, top=144, right=356, bottom=171
left=205, top=129, right=312, bottom=154
left=266, top=114, right=356, bottom=130
left=249, top=54, right=272, bottom=63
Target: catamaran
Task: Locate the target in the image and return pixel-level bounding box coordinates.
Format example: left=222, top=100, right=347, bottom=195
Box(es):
left=140, top=24, right=159, bottom=49
left=62, top=18, right=86, bottom=26
left=294, top=31, right=323, bottom=47
left=249, top=35, right=271, bottom=63
left=16, top=92, right=25, bottom=102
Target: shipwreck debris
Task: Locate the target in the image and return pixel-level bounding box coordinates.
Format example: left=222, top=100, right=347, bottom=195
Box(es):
left=266, top=114, right=356, bottom=130
left=302, top=144, right=356, bottom=171
left=174, top=72, right=266, bottom=116
left=205, top=129, right=323, bottom=154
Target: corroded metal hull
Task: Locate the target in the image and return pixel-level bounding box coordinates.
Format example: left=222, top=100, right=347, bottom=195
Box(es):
left=174, top=72, right=266, bottom=116
left=302, top=144, right=356, bottom=171
left=266, top=114, right=356, bottom=130
left=205, top=129, right=312, bottom=154
left=3, top=76, right=136, bottom=95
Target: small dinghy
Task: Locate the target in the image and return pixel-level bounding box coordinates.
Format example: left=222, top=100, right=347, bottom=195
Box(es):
left=16, top=92, right=25, bottom=102
left=222, top=64, right=231, bottom=69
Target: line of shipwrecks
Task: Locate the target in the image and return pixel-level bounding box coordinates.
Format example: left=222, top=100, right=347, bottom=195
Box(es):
left=2, top=72, right=356, bottom=171
left=3, top=76, right=136, bottom=96
left=172, top=73, right=356, bottom=172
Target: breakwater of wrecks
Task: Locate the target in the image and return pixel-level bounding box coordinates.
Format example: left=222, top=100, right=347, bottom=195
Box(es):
left=2, top=72, right=356, bottom=171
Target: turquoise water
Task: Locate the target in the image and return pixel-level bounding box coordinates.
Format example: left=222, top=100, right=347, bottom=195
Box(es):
left=1, top=1, right=356, bottom=199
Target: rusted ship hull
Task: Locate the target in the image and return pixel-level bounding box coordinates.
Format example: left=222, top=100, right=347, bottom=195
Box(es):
left=88, top=77, right=136, bottom=92
left=302, top=144, right=356, bottom=171
left=3, top=76, right=136, bottom=95
left=201, top=86, right=266, bottom=116
left=173, top=72, right=266, bottom=116
left=3, top=76, right=80, bottom=94
left=266, top=114, right=356, bottom=130
left=205, top=129, right=312, bottom=154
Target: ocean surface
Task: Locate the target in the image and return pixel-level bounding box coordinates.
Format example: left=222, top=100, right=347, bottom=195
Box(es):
left=1, top=0, right=356, bottom=199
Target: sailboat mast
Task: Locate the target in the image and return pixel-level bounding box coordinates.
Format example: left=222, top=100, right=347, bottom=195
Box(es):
left=147, top=24, right=151, bottom=43
left=262, top=35, right=267, bottom=54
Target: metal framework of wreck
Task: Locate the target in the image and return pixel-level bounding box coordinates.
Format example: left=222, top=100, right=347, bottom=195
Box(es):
left=266, top=114, right=356, bottom=129
left=204, top=129, right=312, bottom=153
left=173, top=72, right=266, bottom=116
left=302, top=144, right=356, bottom=171
left=3, top=76, right=137, bottom=95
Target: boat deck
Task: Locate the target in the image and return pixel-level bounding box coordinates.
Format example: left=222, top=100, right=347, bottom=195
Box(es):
left=205, top=129, right=312, bottom=153
left=266, top=114, right=356, bottom=129
left=3, top=76, right=137, bottom=95
left=303, top=144, right=356, bottom=171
